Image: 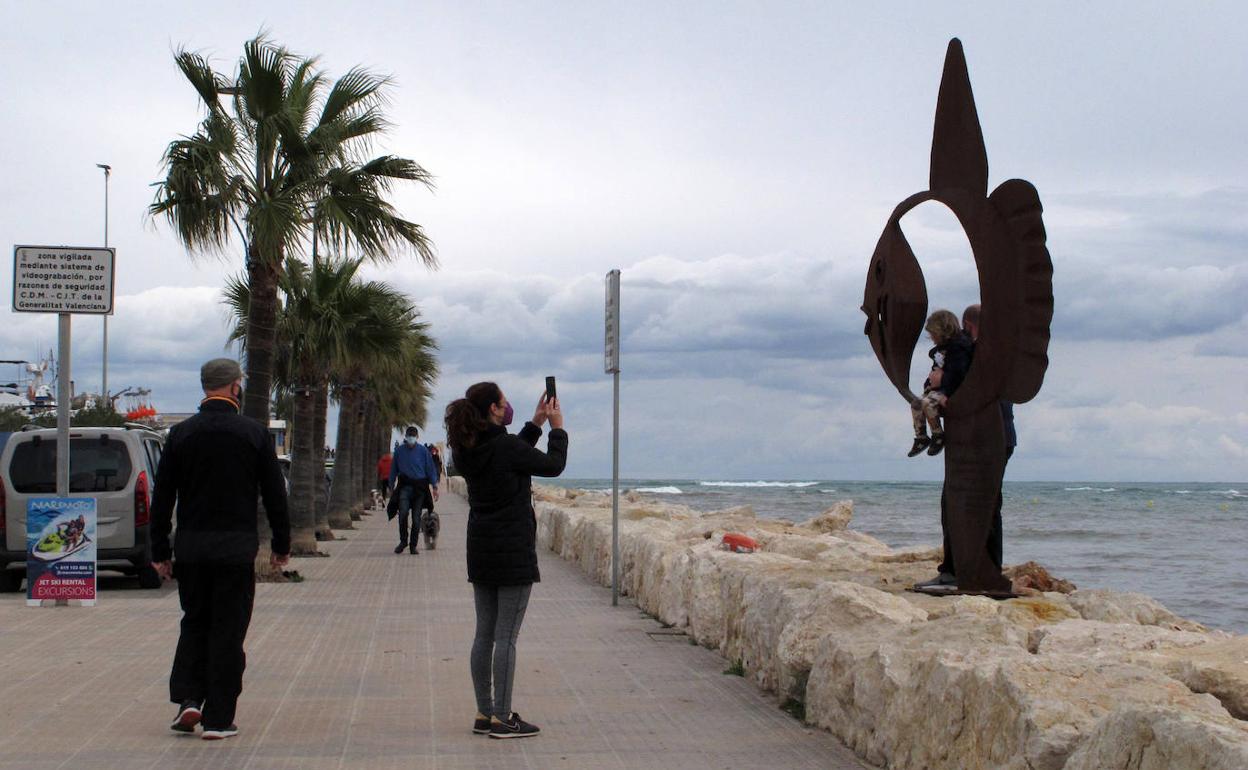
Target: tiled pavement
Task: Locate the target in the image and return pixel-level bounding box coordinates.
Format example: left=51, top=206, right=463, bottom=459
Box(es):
left=0, top=488, right=870, bottom=769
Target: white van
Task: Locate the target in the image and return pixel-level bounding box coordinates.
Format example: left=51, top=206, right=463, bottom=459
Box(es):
left=0, top=425, right=165, bottom=591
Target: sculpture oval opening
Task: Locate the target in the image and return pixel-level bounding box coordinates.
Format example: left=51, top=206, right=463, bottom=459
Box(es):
left=897, top=200, right=981, bottom=393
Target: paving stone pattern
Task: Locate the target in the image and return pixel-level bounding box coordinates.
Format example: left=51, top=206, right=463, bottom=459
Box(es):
left=0, top=489, right=870, bottom=769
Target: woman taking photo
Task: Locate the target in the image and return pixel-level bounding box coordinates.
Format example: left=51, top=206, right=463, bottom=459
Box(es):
left=444, top=382, right=567, bottom=739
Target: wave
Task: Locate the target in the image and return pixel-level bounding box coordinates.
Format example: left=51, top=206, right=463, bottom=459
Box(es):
left=1064, top=486, right=1117, bottom=492
left=1209, top=489, right=1245, bottom=498
left=818, top=488, right=839, bottom=493
left=699, top=481, right=820, bottom=488
left=634, top=486, right=683, bottom=495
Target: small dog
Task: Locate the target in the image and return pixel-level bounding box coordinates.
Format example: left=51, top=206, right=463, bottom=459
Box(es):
left=420, top=508, right=440, bottom=550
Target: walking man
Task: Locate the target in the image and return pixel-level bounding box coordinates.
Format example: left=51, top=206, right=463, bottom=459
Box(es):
left=151, top=358, right=291, bottom=740
left=389, top=426, right=440, bottom=554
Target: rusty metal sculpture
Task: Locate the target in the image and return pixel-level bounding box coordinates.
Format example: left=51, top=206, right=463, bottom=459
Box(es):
left=861, top=39, right=1054, bottom=596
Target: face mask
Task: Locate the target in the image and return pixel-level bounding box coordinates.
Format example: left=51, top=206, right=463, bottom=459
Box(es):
left=501, top=402, right=514, bottom=426
left=404, top=436, right=418, bottom=446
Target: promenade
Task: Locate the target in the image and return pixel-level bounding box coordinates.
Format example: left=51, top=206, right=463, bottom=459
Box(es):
left=0, top=490, right=868, bottom=769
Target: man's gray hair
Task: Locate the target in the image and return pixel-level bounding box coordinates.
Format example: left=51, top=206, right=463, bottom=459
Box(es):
left=201, top=358, right=244, bottom=390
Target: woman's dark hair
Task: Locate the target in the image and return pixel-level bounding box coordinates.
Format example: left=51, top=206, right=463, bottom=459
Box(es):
left=444, top=381, right=503, bottom=454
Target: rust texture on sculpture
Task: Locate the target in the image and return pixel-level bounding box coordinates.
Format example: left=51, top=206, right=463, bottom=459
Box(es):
left=861, top=39, right=1055, bottom=595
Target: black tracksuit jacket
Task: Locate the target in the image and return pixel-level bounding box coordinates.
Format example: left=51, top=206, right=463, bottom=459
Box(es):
left=455, top=421, right=568, bottom=585
left=151, top=397, right=290, bottom=564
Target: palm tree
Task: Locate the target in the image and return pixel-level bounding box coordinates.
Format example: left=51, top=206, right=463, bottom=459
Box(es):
left=225, top=258, right=430, bottom=551
left=326, top=293, right=437, bottom=527
left=151, top=34, right=436, bottom=426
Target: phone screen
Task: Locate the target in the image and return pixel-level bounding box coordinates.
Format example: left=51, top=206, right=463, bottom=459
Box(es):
left=545, top=376, right=557, bottom=402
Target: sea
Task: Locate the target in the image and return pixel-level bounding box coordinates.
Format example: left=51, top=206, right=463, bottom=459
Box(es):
left=545, top=479, right=1248, bottom=634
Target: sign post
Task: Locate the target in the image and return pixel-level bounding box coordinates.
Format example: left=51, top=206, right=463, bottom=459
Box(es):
left=13, top=245, right=115, bottom=607
left=604, top=269, right=621, bottom=606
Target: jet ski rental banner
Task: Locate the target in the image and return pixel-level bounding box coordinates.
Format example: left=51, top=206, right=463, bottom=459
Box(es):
left=26, top=498, right=97, bottom=604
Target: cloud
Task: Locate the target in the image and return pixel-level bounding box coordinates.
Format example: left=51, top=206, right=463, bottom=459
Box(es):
left=0, top=287, right=236, bottom=413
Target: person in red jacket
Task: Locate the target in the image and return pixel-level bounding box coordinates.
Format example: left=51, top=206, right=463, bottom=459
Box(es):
left=377, top=452, right=393, bottom=502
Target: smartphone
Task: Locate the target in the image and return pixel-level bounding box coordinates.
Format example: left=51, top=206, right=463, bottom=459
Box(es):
left=545, top=376, right=557, bottom=403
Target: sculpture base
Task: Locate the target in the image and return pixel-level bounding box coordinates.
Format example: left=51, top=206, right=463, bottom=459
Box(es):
left=908, top=584, right=1017, bottom=600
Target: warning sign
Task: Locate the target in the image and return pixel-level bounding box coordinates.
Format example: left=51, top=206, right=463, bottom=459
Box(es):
left=12, top=246, right=115, bottom=315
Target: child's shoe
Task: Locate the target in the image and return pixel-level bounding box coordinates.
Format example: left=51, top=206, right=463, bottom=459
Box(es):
left=926, top=433, right=945, bottom=456
left=907, top=436, right=930, bottom=457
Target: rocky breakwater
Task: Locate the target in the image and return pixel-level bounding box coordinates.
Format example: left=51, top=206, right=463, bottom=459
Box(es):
left=526, top=484, right=1248, bottom=770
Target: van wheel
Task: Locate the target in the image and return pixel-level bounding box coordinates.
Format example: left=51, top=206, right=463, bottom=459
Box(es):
left=0, top=569, right=24, bottom=593
left=137, top=565, right=163, bottom=590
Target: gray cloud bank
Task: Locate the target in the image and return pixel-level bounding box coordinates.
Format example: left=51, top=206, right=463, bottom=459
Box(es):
left=2, top=188, right=1244, bottom=482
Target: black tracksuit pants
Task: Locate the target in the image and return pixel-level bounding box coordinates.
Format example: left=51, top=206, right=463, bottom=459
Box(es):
left=169, top=562, right=256, bottom=728
left=395, top=480, right=432, bottom=547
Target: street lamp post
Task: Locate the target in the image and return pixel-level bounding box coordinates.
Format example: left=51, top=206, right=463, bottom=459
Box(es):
left=96, top=163, right=111, bottom=406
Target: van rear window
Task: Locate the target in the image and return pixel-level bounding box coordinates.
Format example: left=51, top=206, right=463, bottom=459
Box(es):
left=8, top=438, right=134, bottom=493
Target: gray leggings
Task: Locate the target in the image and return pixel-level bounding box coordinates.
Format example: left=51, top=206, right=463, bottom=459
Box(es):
left=471, top=583, right=532, bottom=718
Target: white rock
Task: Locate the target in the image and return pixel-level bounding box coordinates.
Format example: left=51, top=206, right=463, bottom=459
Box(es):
left=757, top=532, right=830, bottom=561
left=1030, top=619, right=1214, bottom=656
left=801, top=500, right=854, bottom=532
left=1134, top=637, right=1248, bottom=722
left=1064, top=705, right=1248, bottom=770
left=1068, top=589, right=1207, bottom=631
left=527, top=485, right=1248, bottom=769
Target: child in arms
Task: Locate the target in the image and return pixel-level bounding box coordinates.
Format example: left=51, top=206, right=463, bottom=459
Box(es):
left=909, top=309, right=974, bottom=457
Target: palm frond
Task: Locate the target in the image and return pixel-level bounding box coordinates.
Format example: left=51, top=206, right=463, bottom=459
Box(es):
left=318, top=66, right=391, bottom=129
left=174, top=50, right=226, bottom=109
left=221, top=274, right=251, bottom=347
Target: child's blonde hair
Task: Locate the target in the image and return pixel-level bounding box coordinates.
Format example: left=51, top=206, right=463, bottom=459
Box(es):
left=925, top=309, right=961, bottom=344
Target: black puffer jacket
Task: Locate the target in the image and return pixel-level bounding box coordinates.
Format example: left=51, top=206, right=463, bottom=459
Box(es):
left=150, top=398, right=290, bottom=564
left=455, top=421, right=568, bottom=585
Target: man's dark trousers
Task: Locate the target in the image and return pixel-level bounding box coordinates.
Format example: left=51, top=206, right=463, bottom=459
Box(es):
left=395, top=479, right=430, bottom=548
left=169, top=562, right=256, bottom=728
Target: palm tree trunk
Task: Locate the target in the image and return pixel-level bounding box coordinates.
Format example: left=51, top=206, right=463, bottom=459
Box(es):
left=246, top=250, right=283, bottom=579
left=288, top=384, right=320, bottom=554
left=313, top=382, right=333, bottom=541
left=350, top=395, right=370, bottom=519
left=328, top=385, right=358, bottom=529
left=361, top=400, right=377, bottom=502
left=243, top=249, right=279, bottom=423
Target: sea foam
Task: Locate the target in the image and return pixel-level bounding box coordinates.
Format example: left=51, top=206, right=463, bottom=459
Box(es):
left=699, top=481, right=820, bottom=488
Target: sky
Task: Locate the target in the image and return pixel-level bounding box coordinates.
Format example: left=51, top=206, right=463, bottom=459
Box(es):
left=1, top=2, right=1245, bottom=482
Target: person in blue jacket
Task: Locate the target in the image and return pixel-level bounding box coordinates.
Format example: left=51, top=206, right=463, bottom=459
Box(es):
left=389, top=426, right=440, bottom=554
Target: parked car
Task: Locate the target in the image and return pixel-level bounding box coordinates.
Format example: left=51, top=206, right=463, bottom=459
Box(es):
left=0, top=425, right=165, bottom=591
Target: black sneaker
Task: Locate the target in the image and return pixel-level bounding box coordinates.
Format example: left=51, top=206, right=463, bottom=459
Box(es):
left=473, top=715, right=492, bottom=734
left=927, top=433, right=945, bottom=456
left=170, top=700, right=202, bottom=733
left=489, top=712, right=540, bottom=739
left=394, top=544, right=406, bottom=554
left=907, top=436, right=930, bottom=457
left=201, top=724, right=239, bottom=741
left=409, top=545, right=419, bottom=555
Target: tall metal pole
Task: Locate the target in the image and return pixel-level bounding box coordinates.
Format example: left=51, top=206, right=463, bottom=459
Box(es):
left=604, top=268, right=621, bottom=606
left=56, top=314, right=72, bottom=497
left=611, top=369, right=620, bottom=606
left=97, top=164, right=110, bottom=406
